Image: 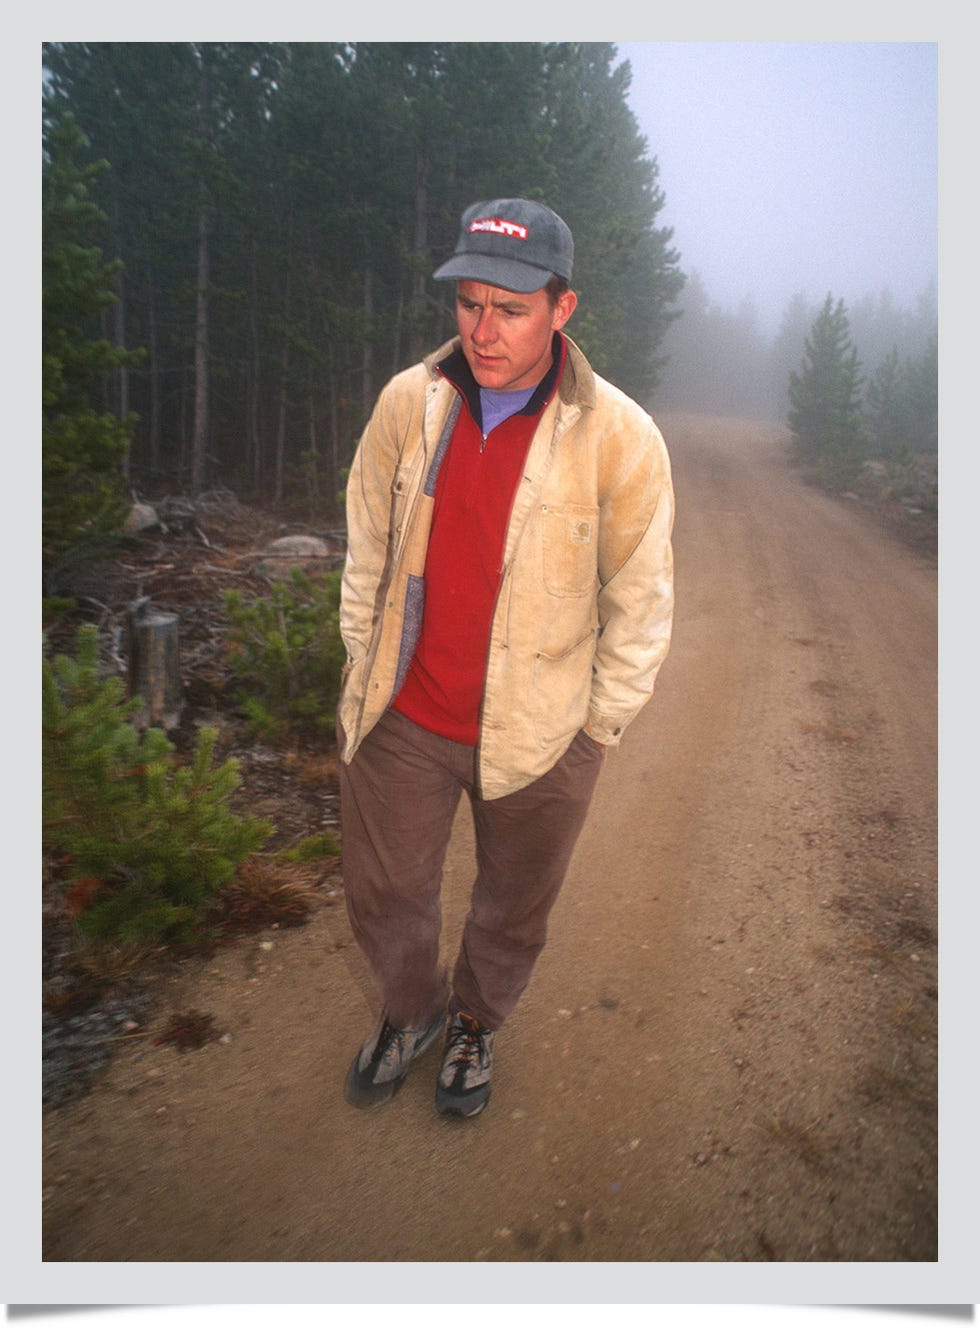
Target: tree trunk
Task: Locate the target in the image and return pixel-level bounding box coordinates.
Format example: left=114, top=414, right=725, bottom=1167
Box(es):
left=330, top=391, right=340, bottom=513
left=147, top=264, right=161, bottom=478
left=409, top=152, right=429, bottom=364
left=190, top=53, right=212, bottom=496
left=274, top=348, right=289, bottom=504
left=307, top=392, right=319, bottom=508
left=362, top=259, right=374, bottom=418
left=190, top=191, right=211, bottom=494
left=178, top=368, right=189, bottom=487
left=249, top=236, right=262, bottom=492
left=274, top=244, right=294, bottom=503
left=391, top=288, right=405, bottom=377
left=113, top=242, right=130, bottom=481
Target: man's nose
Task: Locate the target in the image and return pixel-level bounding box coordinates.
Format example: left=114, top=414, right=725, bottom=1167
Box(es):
left=471, top=310, right=496, bottom=345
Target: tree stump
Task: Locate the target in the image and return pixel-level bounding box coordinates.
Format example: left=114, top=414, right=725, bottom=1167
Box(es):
left=127, top=599, right=183, bottom=730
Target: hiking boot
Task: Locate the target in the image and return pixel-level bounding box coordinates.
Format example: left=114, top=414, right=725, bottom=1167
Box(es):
left=344, top=1012, right=444, bottom=1108
left=435, top=1011, right=495, bottom=1118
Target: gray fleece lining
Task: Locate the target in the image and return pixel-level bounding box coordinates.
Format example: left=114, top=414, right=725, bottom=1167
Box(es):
left=390, top=395, right=462, bottom=697
left=425, top=397, right=462, bottom=497
left=394, top=574, right=425, bottom=696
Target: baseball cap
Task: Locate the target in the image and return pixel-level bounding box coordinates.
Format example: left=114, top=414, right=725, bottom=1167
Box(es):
left=433, top=198, right=574, bottom=293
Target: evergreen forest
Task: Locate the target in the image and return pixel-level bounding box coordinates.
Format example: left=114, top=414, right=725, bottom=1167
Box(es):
left=42, top=41, right=685, bottom=517
left=42, top=39, right=938, bottom=579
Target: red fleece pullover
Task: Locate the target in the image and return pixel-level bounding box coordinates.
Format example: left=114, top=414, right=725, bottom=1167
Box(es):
left=391, top=338, right=565, bottom=745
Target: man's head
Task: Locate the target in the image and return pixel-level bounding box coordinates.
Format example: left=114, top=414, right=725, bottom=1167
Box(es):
left=435, top=199, right=578, bottom=391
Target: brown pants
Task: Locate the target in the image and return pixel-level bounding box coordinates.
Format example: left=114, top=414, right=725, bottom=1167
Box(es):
left=338, top=709, right=604, bottom=1031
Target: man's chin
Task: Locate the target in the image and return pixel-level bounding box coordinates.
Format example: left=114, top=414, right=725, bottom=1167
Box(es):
left=470, top=357, right=507, bottom=387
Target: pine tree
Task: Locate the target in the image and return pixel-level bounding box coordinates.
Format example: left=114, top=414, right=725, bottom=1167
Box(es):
left=788, top=294, right=867, bottom=490
left=223, top=570, right=346, bottom=739
left=42, top=114, right=141, bottom=587
left=43, top=626, right=272, bottom=945
left=866, top=346, right=910, bottom=459
left=540, top=42, right=683, bottom=401
left=904, top=330, right=938, bottom=456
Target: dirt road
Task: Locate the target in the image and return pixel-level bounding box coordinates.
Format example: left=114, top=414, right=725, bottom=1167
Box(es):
left=42, top=413, right=938, bottom=1264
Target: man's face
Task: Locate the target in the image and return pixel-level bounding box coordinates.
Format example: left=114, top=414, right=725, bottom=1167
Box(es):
left=455, top=280, right=578, bottom=393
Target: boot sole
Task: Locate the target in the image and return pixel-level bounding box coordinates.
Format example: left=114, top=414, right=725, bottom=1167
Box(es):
left=435, top=1085, right=491, bottom=1118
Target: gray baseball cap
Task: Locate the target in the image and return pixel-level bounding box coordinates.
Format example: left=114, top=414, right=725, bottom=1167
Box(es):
left=433, top=198, right=574, bottom=293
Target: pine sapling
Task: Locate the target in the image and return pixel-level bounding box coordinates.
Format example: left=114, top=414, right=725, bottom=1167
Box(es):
left=43, top=625, right=272, bottom=945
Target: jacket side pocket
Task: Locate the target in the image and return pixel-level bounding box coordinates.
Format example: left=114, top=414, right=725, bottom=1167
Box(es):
left=531, top=628, right=596, bottom=746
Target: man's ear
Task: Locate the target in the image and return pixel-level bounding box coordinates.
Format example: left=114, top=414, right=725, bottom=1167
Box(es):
left=552, top=288, right=578, bottom=330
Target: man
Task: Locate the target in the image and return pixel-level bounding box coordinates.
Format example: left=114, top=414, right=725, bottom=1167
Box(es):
left=337, top=197, right=674, bottom=1118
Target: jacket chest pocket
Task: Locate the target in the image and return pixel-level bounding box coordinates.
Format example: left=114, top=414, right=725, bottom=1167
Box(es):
left=540, top=503, right=599, bottom=598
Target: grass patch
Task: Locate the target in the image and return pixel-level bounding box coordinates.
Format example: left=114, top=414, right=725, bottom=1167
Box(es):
left=753, top=1113, right=836, bottom=1170
left=855, top=1060, right=928, bottom=1108
left=852, top=931, right=907, bottom=969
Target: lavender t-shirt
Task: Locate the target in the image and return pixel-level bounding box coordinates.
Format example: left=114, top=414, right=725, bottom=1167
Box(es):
left=480, top=385, right=536, bottom=437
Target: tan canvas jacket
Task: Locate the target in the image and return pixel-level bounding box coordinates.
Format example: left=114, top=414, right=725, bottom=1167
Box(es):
left=337, top=333, right=675, bottom=800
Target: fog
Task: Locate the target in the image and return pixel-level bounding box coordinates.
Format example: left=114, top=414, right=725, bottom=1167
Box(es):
left=616, top=42, right=938, bottom=336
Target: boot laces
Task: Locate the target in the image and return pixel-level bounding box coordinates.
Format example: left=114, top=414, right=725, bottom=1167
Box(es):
left=447, top=1012, right=487, bottom=1069
left=370, top=1018, right=405, bottom=1067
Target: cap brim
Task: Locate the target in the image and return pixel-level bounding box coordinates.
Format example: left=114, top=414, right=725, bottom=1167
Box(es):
left=432, top=254, right=551, bottom=294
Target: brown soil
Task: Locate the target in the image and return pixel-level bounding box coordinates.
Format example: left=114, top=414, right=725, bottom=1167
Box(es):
left=41, top=413, right=938, bottom=1263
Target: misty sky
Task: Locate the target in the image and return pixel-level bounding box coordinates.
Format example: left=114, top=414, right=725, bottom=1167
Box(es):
left=615, top=42, right=938, bottom=333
